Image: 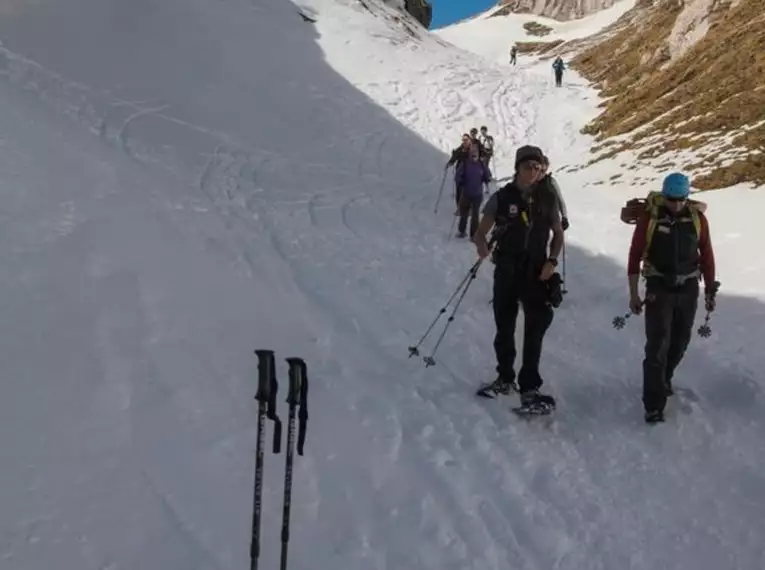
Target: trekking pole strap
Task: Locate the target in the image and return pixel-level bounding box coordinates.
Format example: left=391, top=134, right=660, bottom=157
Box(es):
left=285, top=358, right=309, bottom=455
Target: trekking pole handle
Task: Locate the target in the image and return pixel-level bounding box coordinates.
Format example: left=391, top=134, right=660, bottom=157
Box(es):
left=285, top=357, right=309, bottom=456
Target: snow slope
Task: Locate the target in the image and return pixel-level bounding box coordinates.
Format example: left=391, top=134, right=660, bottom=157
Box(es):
left=435, top=0, right=637, bottom=63
left=2, top=1, right=765, bottom=570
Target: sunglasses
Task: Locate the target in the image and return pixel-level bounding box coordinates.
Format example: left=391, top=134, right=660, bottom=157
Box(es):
left=520, top=161, right=543, bottom=171
left=665, top=196, right=687, bottom=203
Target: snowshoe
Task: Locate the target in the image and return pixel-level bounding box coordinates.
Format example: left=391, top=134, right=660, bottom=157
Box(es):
left=476, top=376, right=517, bottom=398
left=512, top=390, right=556, bottom=416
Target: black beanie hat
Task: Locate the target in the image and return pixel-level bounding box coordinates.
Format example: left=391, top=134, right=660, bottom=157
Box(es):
left=514, top=145, right=545, bottom=170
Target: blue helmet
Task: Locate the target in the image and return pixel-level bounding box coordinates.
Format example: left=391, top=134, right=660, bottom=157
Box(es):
left=661, top=172, right=690, bottom=199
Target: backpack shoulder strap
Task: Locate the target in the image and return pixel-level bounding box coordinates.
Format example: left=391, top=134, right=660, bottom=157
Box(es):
left=688, top=204, right=702, bottom=237
left=642, top=196, right=662, bottom=260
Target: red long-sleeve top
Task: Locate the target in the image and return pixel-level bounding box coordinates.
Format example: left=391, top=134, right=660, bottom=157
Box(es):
left=627, top=211, right=716, bottom=286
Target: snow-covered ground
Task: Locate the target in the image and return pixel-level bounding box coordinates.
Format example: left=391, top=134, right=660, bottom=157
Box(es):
left=1, top=0, right=764, bottom=569
left=434, top=0, right=638, bottom=63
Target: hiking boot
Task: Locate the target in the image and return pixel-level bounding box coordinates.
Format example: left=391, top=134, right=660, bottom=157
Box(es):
left=518, top=389, right=556, bottom=413
left=476, top=376, right=517, bottom=398
left=456, top=231, right=467, bottom=238
left=645, top=409, right=665, bottom=424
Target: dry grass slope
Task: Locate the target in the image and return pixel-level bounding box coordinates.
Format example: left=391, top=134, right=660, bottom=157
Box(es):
left=572, top=0, right=765, bottom=190
left=516, top=39, right=564, bottom=55
left=523, top=21, right=553, bottom=36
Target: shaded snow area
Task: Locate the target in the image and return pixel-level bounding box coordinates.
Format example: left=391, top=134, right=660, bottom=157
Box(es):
left=1, top=0, right=764, bottom=569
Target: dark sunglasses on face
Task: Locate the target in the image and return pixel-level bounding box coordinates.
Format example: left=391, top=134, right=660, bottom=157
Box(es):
left=665, top=196, right=686, bottom=203
left=521, top=161, right=542, bottom=172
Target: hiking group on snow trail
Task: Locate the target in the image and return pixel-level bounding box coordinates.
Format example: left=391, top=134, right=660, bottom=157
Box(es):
left=415, top=137, right=719, bottom=423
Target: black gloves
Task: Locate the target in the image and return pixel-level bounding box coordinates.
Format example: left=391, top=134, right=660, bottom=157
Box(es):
left=562, top=217, right=570, bottom=231
left=705, top=280, right=721, bottom=312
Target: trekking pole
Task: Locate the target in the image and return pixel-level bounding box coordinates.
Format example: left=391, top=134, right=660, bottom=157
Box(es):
left=280, top=358, right=309, bottom=570
left=251, top=350, right=283, bottom=570
left=408, top=258, right=482, bottom=358
left=612, top=300, right=645, bottom=330
left=561, top=240, right=568, bottom=294
left=423, top=259, right=483, bottom=367
left=446, top=214, right=458, bottom=241
left=433, top=169, right=448, bottom=215
left=697, top=280, right=720, bottom=338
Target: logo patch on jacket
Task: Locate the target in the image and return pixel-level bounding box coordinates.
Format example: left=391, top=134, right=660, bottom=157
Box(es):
left=508, top=204, right=519, bottom=215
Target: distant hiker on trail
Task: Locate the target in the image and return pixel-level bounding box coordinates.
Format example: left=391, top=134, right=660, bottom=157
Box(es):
left=552, top=56, right=565, bottom=87
left=626, top=173, right=718, bottom=424
left=510, top=45, right=517, bottom=65
left=479, top=126, right=494, bottom=169
left=445, top=133, right=475, bottom=210
left=541, top=155, right=569, bottom=230
left=474, top=145, right=564, bottom=414
left=454, top=146, right=492, bottom=239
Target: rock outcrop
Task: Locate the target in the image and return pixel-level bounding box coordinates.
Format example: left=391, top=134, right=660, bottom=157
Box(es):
left=404, top=0, right=432, bottom=28
left=496, top=0, right=624, bottom=21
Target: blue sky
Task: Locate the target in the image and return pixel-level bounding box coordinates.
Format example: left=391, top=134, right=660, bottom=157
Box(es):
left=429, top=0, right=496, bottom=29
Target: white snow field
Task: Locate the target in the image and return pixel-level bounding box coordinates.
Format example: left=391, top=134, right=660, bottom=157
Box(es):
left=434, top=0, right=638, bottom=63
left=1, top=0, right=764, bottom=569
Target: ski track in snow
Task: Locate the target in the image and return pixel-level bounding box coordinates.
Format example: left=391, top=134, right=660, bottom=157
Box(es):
left=1, top=0, right=765, bottom=569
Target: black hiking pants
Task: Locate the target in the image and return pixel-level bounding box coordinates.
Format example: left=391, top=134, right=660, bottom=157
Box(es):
left=492, top=262, right=554, bottom=393
left=458, top=194, right=482, bottom=237
left=555, top=70, right=563, bottom=87
left=642, top=278, right=699, bottom=412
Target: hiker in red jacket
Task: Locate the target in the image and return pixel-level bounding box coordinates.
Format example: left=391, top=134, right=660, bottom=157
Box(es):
left=627, top=173, right=717, bottom=423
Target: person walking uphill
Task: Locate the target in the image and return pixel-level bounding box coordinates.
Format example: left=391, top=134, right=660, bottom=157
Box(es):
left=474, top=145, right=565, bottom=413
left=627, top=172, right=717, bottom=424
left=454, top=147, right=492, bottom=238
left=445, top=134, right=475, bottom=210
left=552, top=56, right=565, bottom=87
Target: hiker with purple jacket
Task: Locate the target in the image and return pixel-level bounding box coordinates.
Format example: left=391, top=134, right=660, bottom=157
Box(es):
left=455, top=147, right=492, bottom=238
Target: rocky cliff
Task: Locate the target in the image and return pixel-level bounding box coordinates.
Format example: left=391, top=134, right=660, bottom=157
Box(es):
left=383, top=0, right=432, bottom=27
left=495, top=0, right=625, bottom=21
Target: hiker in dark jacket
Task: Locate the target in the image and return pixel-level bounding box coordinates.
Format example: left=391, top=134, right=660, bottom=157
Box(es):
left=445, top=134, right=475, bottom=209
left=455, top=148, right=492, bottom=238
left=552, top=57, right=565, bottom=87
left=510, top=46, right=517, bottom=65
left=627, top=172, right=717, bottom=424
left=473, top=145, right=564, bottom=413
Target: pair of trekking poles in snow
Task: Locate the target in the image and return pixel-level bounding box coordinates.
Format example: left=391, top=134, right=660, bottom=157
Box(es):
left=408, top=235, right=499, bottom=366
left=611, top=280, right=721, bottom=338
left=250, top=350, right=309, bottom=570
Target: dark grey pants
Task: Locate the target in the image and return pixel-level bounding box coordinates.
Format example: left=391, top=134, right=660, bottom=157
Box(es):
left=458, top=194, right=482, bottom=237
left=492, top=263, right=554, bottom=392
left=643, top=279, right=699, bottom=412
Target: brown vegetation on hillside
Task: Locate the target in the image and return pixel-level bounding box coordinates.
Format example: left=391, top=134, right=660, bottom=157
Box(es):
left=572, top=0, right=765, bottom=189
left=523, top=21, right=553, bottom=36
left=515, top=39, right=563, bottom=55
